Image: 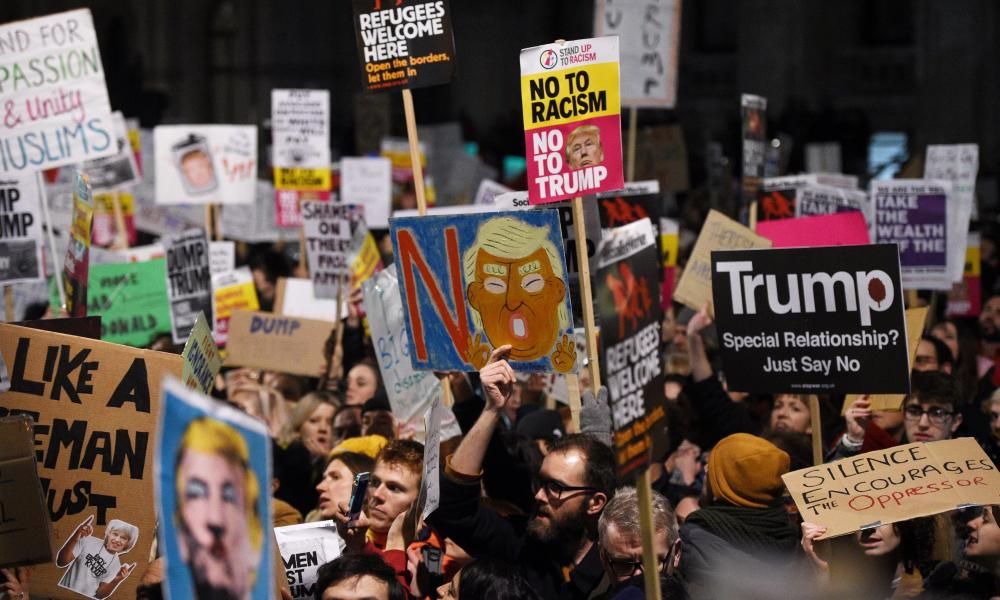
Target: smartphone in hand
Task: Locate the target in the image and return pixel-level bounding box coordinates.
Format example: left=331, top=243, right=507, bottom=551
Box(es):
left=348, top=472, right=371, bottom=523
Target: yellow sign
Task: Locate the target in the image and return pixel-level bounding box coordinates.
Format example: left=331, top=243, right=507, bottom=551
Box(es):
left=274, top=167, right=332, bottom=191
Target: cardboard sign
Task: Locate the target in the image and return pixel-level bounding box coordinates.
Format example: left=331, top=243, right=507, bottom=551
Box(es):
left=62, top=172, right=95, bottom=317
left=341, top=157, right=391, bottom=228
left=0, top=415, right=55, bottom=567
left=925, top=144, right=978, bottom=282
left=0, top=9, right=117, bottom=174
left=92, top=191, right=137, bottom=248
left=756, top=212, right=870, bottom=248
left=593, top=0, right=681, bottom=108
left=271, top=89, right=331, bottom=171
left=274, top=188, right=331, bottom=228
left=302, top=202, right=365, bottom=299
left=597, top=219, right=667, bottom=479
left=224, top=310, right=334, bottom=377
left=153, top=125, right=257, bottom=205
left=0, top=173, right=44, bottom=284
left=181, top=313, right=222, bottom=394
left=521, top=37, right=623, bottom=204
left=843, top=306, right=929, bottom=414
left=673, top=209, right=771, bottom=311
left=740, top=94, right=767, bottom=204
left=391, top=210, right=576, bottom=372
left=88, top=259, right=171, bottom=347
left=783, top=438, right=1000, bottom=539
left=165, top=229, right=213, bottom=344
left=209, top=240, right=235, bottom=275
left=212, top=267, right=260, bottom=347
left=871, top=180, right=953, bottom=291
left=275, top=522, right=343, bottom=600
left=156, top=377, right=272, bottom=600
left=0, top=324, right=181, bottom=598
left=82, top=112, right=141, bottom=191
left=947, top=232, right=981, bottom=318
left=362, top=266, right=441, bottom=421
left=795, top=184, right=869, bottom=219
left=352, top=0, right=456, bottom=92
left=711, top=244, right=909, bottom=394
left=17, top=316, right=102, bottom=340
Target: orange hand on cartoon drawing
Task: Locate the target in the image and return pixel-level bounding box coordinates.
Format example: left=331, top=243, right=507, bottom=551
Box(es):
left=550, top=334, right=577, bottom=373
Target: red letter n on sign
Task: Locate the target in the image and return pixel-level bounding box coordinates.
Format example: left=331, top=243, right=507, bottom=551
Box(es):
left=396, top=226, right=469, bottom=362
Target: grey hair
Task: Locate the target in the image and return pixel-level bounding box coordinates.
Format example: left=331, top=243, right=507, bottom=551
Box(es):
left=598, top=486, right=676, bottom=547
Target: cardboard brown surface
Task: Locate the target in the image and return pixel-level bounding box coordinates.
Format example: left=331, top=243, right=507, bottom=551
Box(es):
left=0, top=415, right=55, bottom=567
left=0, top=323, right=181, bottom=598
left=783, top=438, right=1000, bottom=539
left=843, top=307, right=929, bottom=414
left=674, top=209, right=771, bottom=311
left=224, top=310, right=334, bottom=377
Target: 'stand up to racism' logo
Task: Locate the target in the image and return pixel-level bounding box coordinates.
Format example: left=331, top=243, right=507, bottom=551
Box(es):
left=539, top=49, right=558, bottom=70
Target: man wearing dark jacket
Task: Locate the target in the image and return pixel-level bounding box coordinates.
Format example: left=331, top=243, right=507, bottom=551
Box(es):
left=428, top=345, right=617, bottom=600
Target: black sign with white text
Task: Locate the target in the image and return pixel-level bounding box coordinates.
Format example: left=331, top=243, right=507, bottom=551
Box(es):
left=710, top=244, right=909, bottom=394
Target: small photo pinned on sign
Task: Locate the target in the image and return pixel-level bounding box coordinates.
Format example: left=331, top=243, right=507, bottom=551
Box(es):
left=55, top=515, right=139, bottom=600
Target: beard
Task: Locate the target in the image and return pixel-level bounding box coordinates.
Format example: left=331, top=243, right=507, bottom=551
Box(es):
left=979, top=320, right=1000, bottom=343
left=526, top=501, right=589, bottom=558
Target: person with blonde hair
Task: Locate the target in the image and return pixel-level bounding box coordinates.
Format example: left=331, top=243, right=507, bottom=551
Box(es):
left=174, top=418, right=263, bottom=600
left=463, top=216, right=575, bottom=372
left=565, top=124, right=605, bottom=170
left=279, top=391, right=337, bottom=458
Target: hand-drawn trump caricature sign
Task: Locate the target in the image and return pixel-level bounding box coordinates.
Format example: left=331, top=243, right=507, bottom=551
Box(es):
left=390, top=210, right=576, bottom=372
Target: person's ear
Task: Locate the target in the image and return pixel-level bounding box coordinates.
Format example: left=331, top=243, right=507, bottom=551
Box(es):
left=951, top=412, right=963, bottom=433
left=588, top=492, right=608, bottom=516
left=467, top=282, right=482, bottom=311
left=671, top=538, right=682, bottom=571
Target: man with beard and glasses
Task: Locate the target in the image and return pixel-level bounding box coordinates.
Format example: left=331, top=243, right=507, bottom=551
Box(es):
left=427, top=345, right=617, bottom=600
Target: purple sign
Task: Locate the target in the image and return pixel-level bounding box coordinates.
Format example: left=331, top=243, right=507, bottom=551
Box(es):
left=874, top=187, right=946, bottom=268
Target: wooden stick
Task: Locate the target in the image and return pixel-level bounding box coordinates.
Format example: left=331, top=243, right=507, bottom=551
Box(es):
left=4, top=286, right=13, bottom=322
left=626, top=106, right=638, bottom=182
left=401, top=89, right=428, bottom=216
left=636, top=469, right=663, bottom=600
left=571, top=197, right=601, bottom=394
left=810, top=395, right=823, bottom=466
left=37, top=172, right=66, bottom=311
left=441, top=379, right=454, bottom=409
left=906, top=289, right=919, bottom=308
left=204, top=204, right=214, bottom=240
left=749, top=200, right=758, bottom=231
left=298, top=196, right=308, bottom=275
left=565, top=373, right=581, bottom=433
left=111, top=190, right=129, bottom=249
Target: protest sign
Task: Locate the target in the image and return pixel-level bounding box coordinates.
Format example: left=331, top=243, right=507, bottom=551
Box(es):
left=156, top=377, right=271, bottom=600
left=871, top=180, right=953, bottom=291
left=390, top=209, right=576, bottom=372
left=274, top=188, right=332, bottom=228
left=795, top=184, right=869, bottom=219
left=0, top=173, right=44, bottom=284
left=757, top=175, right=816, bottom=221
left=219, top=180, right=300, bottom=243
left=0, top=415, right=54, bottom=567
left=90, top=243, right=164, bottom=266
left=0, top=323, right=181, bottom=598
left=925, top=144, right=979, bottom=282
left=362, top=266, right=441, bottom=421
left=91, top=191, right=137, bottom=248
left=153, top=125, right=257, bottom=205
left=341, top=157, right=392, bottom=228
left=209, top=240, right=235, bottom=275
left=275, top=277, right=343, bottom=323
left=843, top=306, right=929, bottom=414
left=660, top=217, right=678, bottom=310
left=473, top=179, right=513, bottom=206
left=224, top=310, right=334, bottom=377
left=755, top=212, right=870, bottom=248
left=165, top=229, right=213, bottom=344
left=275, top=522, right=343, bottom=600
left=711, top=244, right=909, bottom=394
left=212, top=267, right=259, bottom=347
left=302, top=201, right=364, bottom=299
left=634, top=124, right=689, bottom=193
left=783, top=438, right=1000, bottom=539
left=0, top=9, right=117, bottom=174
left=597, top=218, right=667, bottom=479
left=271, top=89, right=330, bottom=172
left=62, top=172, right=94, bottom=317
left=82, top=112, right=140, bottom=191
left=673, top=209, right=771, bottom=311
left=181, top=313, right=221, bottom=394
left=348, top=221, right=384, bottom=290
left=352, top=0, right=456, bottom=92
left=17, top=316, right=102, bottom=340
left=419, top=393, right=444, bottom=520
left=593, top=0, right=681, bottom=108
left=521, top=37, right=624, bottom=204
left=947, top=232, right=981, bottom=318
left=740, top=94, right=767, bottom=205
left=87, top=259, right=171, bottom=347
left=493, top=190, right=600, bottom=328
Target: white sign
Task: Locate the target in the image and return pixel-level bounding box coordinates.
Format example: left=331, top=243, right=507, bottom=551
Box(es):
left=82, top=111, right=141, bottom=191
left=153, top=125, right=257, bottom=205
left=271, top=89, right=330, bottom=169
left=0, top=9, right=116, bottom=173
left=275, top=521, right=343, bottom=600
left=594, top=0, right=681, bottom=108
left=209, top=240, right=235, bottom=275
left=340, top=157, right=391, bottom=228
left=473, top=179, right=513, bottom=205
left=0, top=174, right=44, bottom=284
left=420, top=393, right=445, bottom=520
left=925, top=144, right=979, bottom=282
left=279, top=277, right=345, bottom=322
left=302, top=202, right=363, bottom=299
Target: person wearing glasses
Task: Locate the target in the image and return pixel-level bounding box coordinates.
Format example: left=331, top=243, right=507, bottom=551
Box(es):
left=427, top=345, right=617, bottom=600
left=903, top=371, right=963, bottom=443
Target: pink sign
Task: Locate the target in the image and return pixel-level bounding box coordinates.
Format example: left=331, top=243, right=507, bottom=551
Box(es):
left=756, top=211, right=870, bottom=248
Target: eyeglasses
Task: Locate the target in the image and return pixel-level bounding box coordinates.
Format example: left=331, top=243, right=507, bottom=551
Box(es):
left=531, top=477, right=598, bottom=501
left=603, top=552, right=669, bottom=578
left=903, top=405, right=954, bottom=425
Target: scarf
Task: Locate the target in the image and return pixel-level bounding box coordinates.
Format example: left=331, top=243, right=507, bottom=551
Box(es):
left=685, top=504, right=799, bottom=555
